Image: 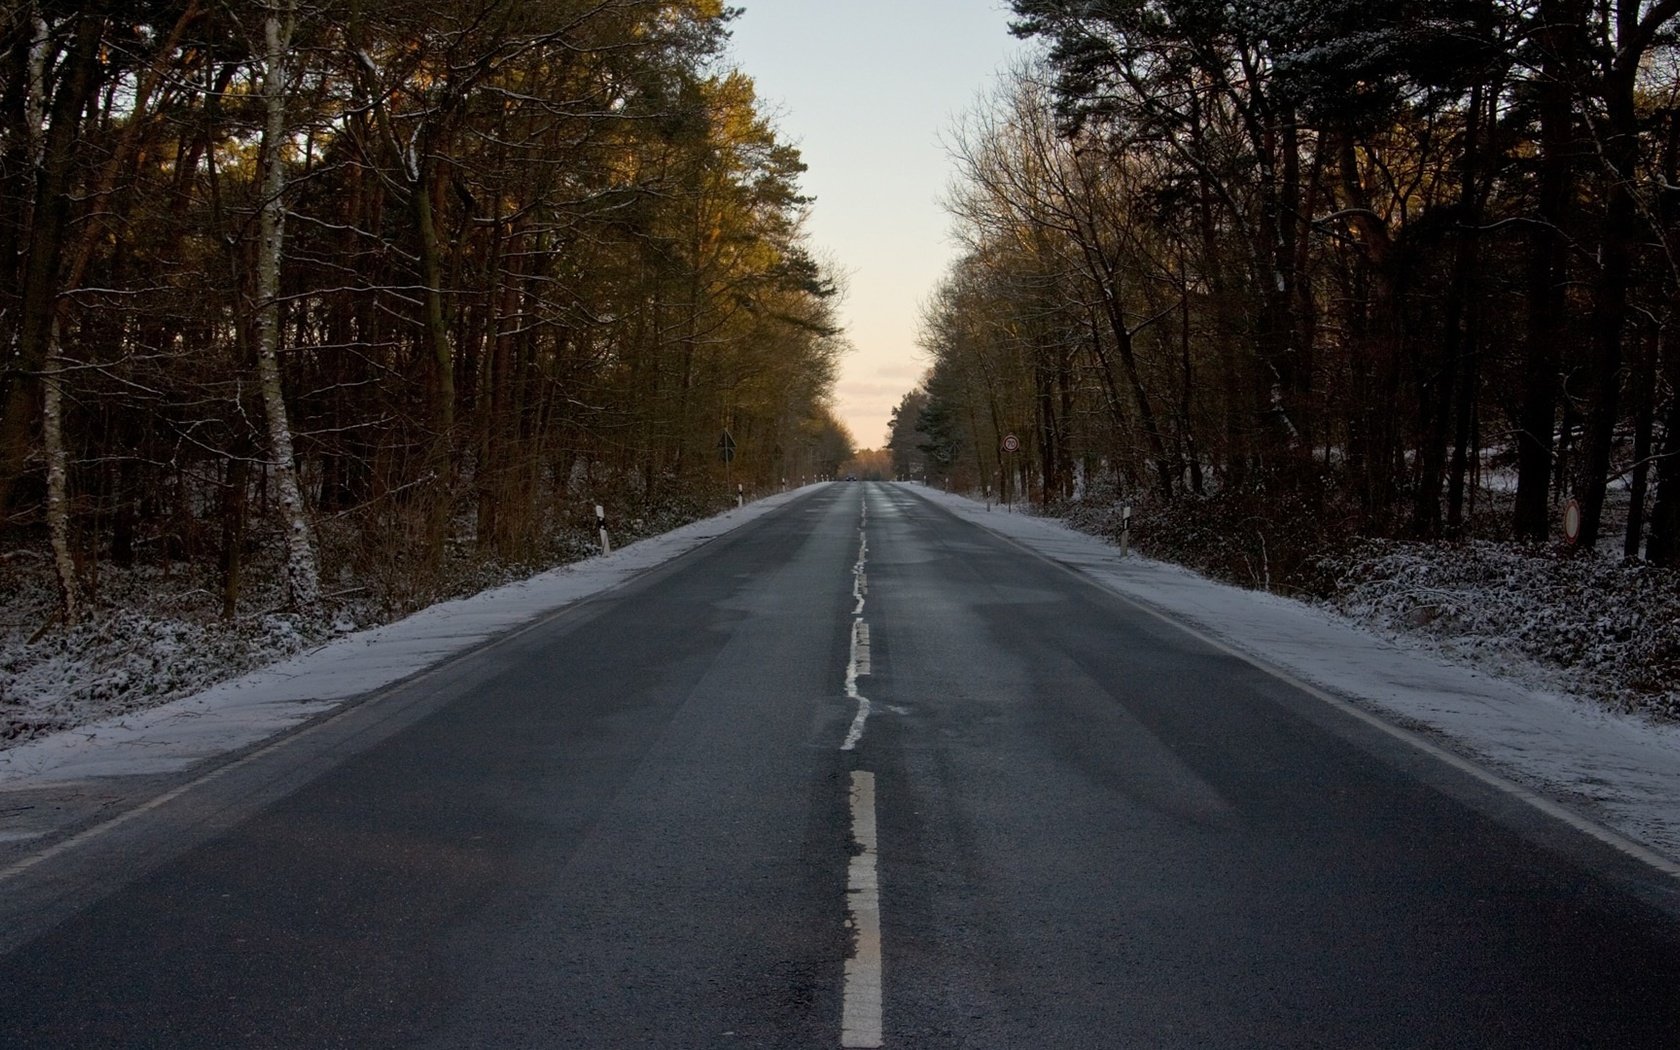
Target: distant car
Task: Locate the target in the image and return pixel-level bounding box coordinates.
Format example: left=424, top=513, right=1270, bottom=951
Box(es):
left=845, top=474, right=858, bottom=481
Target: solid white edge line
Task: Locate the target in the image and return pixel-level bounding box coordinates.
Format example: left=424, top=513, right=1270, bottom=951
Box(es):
left=0, top=711, right=319, bottom=883
left=914, top=489, right=1680, bottom=882
left=842, top=770, right=883, bottom=1048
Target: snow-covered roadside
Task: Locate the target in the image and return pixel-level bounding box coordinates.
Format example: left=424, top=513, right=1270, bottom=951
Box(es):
left=901, top=485, right=1680, bottom=865
left=0, top=487, right=819, bottom=787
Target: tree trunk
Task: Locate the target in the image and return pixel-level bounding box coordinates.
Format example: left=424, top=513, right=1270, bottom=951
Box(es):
left=414, top=154, right=456, bottom=554
left=1047, top=334, right=1069, bottom=501
left=43, top=317, right=78, bottom=621
left=1333, top=133, right=1403, bottom=525
left=1512, top=0, right=1583, bottom=541
left=1624, top=328, right=1656, bottom=558
left=0, top=10, right=102, bottom=519
left=255, top=0, right=321, bottom=612
left=1179, top=282, right=1205, bottom=496
left=1445, top=331, right=1481, bottom=535
left=0, top=14, right=44, bottom=469
left=1248, top=99, right=1311, bottom=466
left=1190, top=94, right=1246, bottom=486
left=1089, top=261, right=1177, bottom=498
left=1034, top=342, right=1058, bottom=506
left=1646, top=323, right=1680, bottom=565
left=1576, top=74, right=1639, bottom=551
left=1444, top=82, right=1484, bottom=536
left=1646, top=426, right=1680, bottom=564
left=220, top=452, right=250, bottom=620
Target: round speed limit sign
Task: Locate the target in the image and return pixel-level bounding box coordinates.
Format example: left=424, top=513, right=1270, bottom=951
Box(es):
left=1002, top=433, right=1020, bottom=454
left=1563, top=498, right=1582, bottom=545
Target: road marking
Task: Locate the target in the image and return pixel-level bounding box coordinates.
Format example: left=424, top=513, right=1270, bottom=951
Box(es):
left=1116, top=585, right=1680, bottom=880
left=852, top=538, right=868, bottom=616
left=842, top=770, right=883, bottom=1048
left=842, top=621, right=873, bottom=752
left=0, top=723, right=303, bottom=883
left=842, top=497, right=872, bottom=751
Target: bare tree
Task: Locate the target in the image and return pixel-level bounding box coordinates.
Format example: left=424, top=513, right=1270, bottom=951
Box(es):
left=254, top=0, right=322, bottom=611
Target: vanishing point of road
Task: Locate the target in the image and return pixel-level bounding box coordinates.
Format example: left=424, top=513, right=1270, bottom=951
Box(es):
left=1, top=483, right=1676, bottom=1047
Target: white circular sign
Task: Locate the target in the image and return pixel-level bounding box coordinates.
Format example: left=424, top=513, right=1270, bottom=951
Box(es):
left=1002, top=433, right=1020, bottom=454
left=1563, top=498, right=1582, bottom=545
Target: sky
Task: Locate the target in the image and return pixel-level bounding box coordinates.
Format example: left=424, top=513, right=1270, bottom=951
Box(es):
left=725, top=2, right=1028, bottom=449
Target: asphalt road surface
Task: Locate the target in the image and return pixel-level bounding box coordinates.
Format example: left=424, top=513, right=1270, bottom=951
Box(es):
left=1, top=482, right=1677, bottom=1048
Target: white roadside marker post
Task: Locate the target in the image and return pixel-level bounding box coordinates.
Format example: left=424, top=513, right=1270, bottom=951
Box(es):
left=737, top=483, right=744, bottom=508
left=595, top=504, right=611, bottom=555
left=1121, top=504, right=1132, bottom=557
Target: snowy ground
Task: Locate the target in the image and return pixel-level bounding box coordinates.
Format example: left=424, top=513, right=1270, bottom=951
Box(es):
left=1319, top=537, right=1680, bottom=719
left=904, top=485, right=1680, bottom=866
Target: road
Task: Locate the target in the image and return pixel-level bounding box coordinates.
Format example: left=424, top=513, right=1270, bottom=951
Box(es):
left=1, top=482, right=1677, bottom=1047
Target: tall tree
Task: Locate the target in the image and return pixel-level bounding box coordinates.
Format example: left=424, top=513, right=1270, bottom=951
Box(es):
left=253, top=0, right=321, bottom=610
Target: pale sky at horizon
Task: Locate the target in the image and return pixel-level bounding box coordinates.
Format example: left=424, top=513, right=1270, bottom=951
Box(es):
left=726, top=2, right=1028, bottom=450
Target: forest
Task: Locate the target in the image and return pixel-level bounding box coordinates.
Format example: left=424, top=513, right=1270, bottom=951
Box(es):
left=891, top=0, right=1680, bottom=586
left=0, top=0, right=853, bottom=631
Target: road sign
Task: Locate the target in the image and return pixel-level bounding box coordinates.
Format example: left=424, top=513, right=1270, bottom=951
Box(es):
left=718, top=430, right=736, bottom=464
left=1563, top=498, right=1582, bottom=545
left=1002, top=433, right=1020, bottom=454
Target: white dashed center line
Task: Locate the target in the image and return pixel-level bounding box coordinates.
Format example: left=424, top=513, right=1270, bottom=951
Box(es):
left=842, top=770, right=883, bottom=1048
left=842, top=497, right=872, bottom=751
left=839, top=495, right=884, bottom=1047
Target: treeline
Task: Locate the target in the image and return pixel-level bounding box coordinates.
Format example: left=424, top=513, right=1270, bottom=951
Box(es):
left=891, top=0, right=1680, bottom=571
left=0, top=0, right=853, bottom=622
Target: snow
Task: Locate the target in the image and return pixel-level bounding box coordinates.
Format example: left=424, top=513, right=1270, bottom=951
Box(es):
left=1318, top=538, right=1679, bottom=719
left=901, top=485, right=1680, bottom=864
left=0, top=488, right=816, bottom=787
